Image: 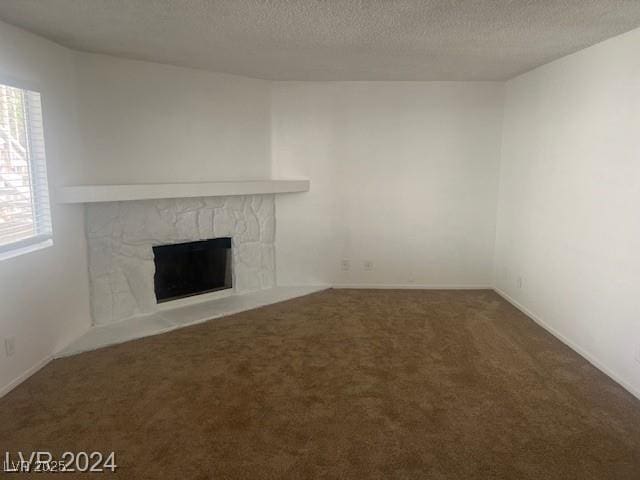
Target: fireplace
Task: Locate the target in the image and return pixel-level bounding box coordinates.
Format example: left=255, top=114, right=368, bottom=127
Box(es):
left=153, top=237, right=232, bottom=303
left=85, top=195, right=275, bottom=325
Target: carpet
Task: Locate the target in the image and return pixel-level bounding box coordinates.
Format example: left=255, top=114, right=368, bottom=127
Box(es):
left=1, top=289, right=639, bottom=479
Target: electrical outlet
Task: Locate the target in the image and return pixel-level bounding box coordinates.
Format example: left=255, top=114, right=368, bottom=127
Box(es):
left=635, top=346, right=640, bottom=364
left=364, top=260, right=373, bottom=271
left=4, top=337, right=15, bottom=357
left=516, top=276, right=523, bottom=289
left=340, top=259, right=350, bottom=271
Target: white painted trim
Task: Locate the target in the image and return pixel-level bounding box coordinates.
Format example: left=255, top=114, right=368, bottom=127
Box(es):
left=155, top=287, right=233, bottom=310
left=333, top=284, right=492, bottom=290
left=0, top=238, right=53, bottom=261
left=56, top=179, right=310, bottom=204
left=0, top=73, right=43, bottom=94
left=493, top=288, right=640, bottom=401
left=0, top=354, right=52, bottom=399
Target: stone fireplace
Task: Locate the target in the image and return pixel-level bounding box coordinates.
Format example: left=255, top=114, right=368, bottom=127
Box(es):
left=85, top=194, right=276, bottom=325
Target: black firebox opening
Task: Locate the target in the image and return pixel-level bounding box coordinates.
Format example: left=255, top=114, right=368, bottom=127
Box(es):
left=153, top=237, right=232, bottom=303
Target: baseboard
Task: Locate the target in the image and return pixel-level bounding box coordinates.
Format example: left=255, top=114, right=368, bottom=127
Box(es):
left=276, top=283, right=332, bottom=290
left=493, top=287, right=640, bottom=401
left=0, top=354, right=52, bottom=399
left=333, top=283, right=492, bottom=290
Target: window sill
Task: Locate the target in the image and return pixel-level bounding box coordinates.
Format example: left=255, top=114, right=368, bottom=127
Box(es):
left=0, top=238, right=53, bottom=261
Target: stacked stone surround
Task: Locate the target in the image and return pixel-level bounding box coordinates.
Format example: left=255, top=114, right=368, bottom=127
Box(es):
left=85, top=194, right=276, bottom=325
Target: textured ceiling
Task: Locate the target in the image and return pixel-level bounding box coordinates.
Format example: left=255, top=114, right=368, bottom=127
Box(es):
left=1, top=0, right=640, bottom=80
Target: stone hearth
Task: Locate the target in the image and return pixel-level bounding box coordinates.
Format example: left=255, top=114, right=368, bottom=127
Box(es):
left=85, top=194, right=275, bottom=325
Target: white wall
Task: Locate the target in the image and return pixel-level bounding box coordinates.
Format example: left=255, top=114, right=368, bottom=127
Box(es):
left=272, top=82, right=504, bottom=287
left=494, top=27, right=640, bottom=396
left=0, top=21, right=91, bottom=394
left=0, top=26, right=274, bottom=395
left=73, top=53, right=271, bottom=184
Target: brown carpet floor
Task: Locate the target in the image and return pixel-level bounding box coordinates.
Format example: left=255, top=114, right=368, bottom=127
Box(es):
left=1, top=289, right=640, bottom=479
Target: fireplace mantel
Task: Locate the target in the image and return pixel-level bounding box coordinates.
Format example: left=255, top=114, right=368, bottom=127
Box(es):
left=56, top=179, right=309, bottom=204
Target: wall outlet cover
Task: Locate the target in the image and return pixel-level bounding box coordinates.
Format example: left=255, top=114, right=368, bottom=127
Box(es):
left=364, top=261, right=373, bottom=271
left=4, top=337, right=15, bottom=357
left=340, top=259, right=350, bottom=271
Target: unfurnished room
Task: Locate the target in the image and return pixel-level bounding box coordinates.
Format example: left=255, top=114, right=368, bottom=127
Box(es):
left=0, top=1, right=639, bottom=478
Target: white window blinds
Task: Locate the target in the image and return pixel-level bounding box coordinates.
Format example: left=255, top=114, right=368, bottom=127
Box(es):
left=0, top=82, right=52, bottom=255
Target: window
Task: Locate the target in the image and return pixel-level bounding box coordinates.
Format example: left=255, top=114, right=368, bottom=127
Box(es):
left=0, top=82, right=52, bottom=258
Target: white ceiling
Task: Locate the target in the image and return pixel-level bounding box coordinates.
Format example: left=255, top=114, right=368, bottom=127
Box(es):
left=1, top=0, right=639, bottom=81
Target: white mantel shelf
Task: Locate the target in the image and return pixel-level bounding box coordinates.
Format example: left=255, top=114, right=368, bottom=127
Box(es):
left=56, top=179, right=310, bottom=204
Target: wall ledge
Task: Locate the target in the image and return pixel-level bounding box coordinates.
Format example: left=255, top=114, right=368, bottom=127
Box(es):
left=56, top=179, right=309, bottom=204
